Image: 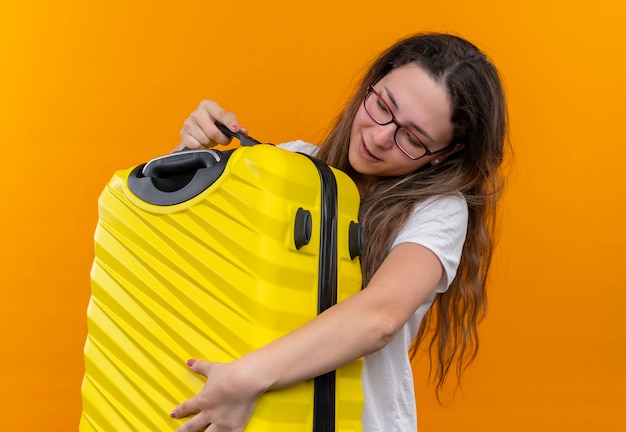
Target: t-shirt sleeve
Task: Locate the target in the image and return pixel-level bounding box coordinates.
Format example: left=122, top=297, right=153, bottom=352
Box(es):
left=277, top=140, right=319, bottom=156
left=390, top=194, right=468, bottom=293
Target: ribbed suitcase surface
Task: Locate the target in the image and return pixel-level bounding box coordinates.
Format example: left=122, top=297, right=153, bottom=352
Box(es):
left=80, top=144, right=364, bottom=431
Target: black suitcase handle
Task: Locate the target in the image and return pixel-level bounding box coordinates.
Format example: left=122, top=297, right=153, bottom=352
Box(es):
left=215, top=123, right=262, bottom=146
left=128, top=149, right=230, bottom=205
left=140, top=121, right=264, bottom=179
left=127, top=124, right=265, bottom=205
left=141, top=149, right=222, bottom=178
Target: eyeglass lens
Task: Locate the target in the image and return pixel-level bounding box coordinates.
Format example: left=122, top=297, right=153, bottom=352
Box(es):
left=364, top=90, right=426, bottom=159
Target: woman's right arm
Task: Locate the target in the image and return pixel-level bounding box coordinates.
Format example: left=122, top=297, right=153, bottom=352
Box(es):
left=174, top=100, right=249, bottom=151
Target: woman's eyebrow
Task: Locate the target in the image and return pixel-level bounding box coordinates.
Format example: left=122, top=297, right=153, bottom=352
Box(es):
left=384, top=86, right=435, bottom=142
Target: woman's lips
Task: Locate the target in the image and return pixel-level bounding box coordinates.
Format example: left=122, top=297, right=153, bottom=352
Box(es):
left=360, top=139, right=380, bottom=161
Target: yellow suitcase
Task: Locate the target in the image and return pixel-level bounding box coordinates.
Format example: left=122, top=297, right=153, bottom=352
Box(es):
left=80, top=139, right=364, bottom=431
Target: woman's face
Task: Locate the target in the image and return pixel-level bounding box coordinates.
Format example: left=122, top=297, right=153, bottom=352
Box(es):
left=348, top=63, right=455, bottom=187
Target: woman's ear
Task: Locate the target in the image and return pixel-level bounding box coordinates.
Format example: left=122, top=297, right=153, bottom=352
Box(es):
left=430, top=143, right=465, bottom=165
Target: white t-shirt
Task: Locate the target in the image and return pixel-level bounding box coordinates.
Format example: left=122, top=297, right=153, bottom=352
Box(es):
left=278, top=141, right=468, bottom=432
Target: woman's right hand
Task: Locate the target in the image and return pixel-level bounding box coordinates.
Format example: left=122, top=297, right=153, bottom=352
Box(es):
left=174, top=100, right=248, bottom=152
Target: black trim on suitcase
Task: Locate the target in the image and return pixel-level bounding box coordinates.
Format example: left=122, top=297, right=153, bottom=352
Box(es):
left=305, top=156, right=338, bottom=432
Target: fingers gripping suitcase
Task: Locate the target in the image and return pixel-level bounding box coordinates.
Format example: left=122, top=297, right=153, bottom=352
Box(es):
left=80, top=141, right=364, bottom=431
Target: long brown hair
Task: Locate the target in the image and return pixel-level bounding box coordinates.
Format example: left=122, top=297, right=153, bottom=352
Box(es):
left=316, top=33, right=509, bottom=396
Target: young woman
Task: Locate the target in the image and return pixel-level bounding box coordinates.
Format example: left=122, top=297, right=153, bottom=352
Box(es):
left=170, top=32, right=508, bottom=432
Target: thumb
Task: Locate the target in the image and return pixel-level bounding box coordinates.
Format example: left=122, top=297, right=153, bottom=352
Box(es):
left=187, top=358, right=211, bottom=376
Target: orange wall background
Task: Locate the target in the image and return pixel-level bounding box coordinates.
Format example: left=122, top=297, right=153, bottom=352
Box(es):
left=1, top=1, right=624, bottom=431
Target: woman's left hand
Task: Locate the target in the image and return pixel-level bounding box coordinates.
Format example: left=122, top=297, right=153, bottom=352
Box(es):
left=171, top=359, right=263, bottom=432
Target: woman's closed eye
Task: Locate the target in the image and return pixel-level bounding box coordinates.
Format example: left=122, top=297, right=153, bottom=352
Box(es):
left=406, top=133, right=423, bottom=148
left=375, top=97, right=391, bottom=115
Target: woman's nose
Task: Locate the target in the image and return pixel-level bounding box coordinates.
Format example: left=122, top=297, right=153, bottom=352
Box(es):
left=370, top=123, right=397, bottom=150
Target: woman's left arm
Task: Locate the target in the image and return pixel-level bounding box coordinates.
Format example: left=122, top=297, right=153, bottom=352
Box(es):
left=170, top=242, right=443, bottom=432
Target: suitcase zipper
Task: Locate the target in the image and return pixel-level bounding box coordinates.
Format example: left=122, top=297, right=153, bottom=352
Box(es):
left=305, top=155, right=339, bottom=432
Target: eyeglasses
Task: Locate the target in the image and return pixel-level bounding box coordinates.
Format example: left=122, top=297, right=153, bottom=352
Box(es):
left=363, top=85, right=450, bottom=160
